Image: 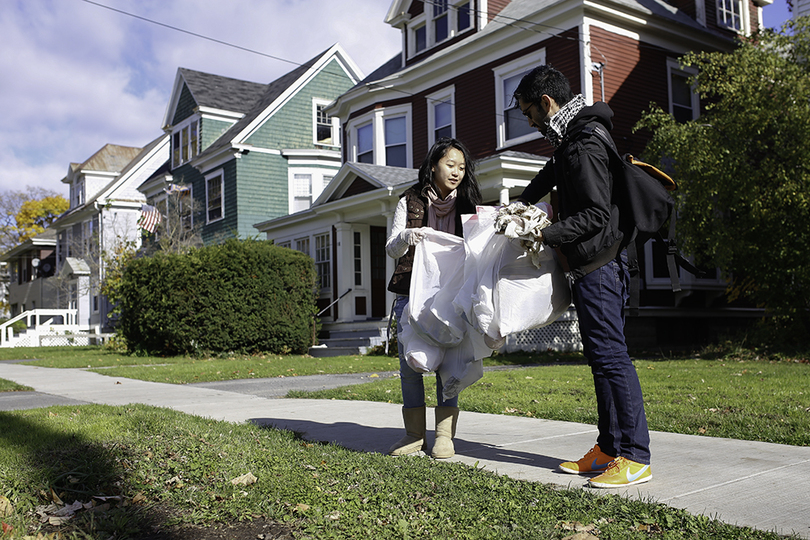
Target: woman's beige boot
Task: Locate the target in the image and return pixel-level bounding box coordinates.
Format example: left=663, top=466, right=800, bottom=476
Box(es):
left=388, top=406, right=427, bottom=456
left=431, top=406, right=459, bottom=459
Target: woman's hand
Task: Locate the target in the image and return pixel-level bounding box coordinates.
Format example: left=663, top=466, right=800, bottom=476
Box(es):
left=402, top=227, right=429, bottom=245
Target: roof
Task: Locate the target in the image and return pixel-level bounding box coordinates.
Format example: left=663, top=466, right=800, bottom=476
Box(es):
left=60, top=257, right=91, bottom=277
left=178, top=68, right=268, bottom=114
left=348, top=162, right=418, bottom=188
left=193, top=47, right=334, bottom=162
left=74, top=144, right=142, bottom=174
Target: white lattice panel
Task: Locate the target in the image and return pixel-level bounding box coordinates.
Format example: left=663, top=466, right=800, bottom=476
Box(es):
left=504, top=311, right=582, bottom=353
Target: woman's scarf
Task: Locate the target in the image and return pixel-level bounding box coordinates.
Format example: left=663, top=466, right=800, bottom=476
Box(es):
left=427, top=186, right=457, bottom=233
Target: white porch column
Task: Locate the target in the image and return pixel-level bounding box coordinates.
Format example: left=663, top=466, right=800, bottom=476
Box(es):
left=384, top=210, right=396, bottom=315
left=499, top=187, right=511, bottom=205
left=332, top=222, right=355, bottom=322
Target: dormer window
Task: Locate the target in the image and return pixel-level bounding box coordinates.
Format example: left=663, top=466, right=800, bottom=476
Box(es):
left=171, top=118, right=199, bottom=168
left=408, top=0, right=475, bottom=58
left=314, top=99, right=339, bottom=146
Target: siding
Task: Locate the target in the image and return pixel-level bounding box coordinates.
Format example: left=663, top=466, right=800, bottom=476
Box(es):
left=234, top=58, right=353, bottom=237
left=589, top=26, right=670, bottom=157
left=172, top=84, right=197, bottom=126
left=201, top=119, right=234, bottom=151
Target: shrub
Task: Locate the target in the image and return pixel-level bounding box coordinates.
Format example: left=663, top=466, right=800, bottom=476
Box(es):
left=116, top=239, right=317, bottom=355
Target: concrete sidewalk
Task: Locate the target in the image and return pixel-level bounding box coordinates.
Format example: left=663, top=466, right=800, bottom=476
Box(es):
left=1, top=362, right=808, bottom=539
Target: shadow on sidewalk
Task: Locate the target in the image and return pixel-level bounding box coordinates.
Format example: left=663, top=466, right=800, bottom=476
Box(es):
left=249, top=416, right=568, bottom=473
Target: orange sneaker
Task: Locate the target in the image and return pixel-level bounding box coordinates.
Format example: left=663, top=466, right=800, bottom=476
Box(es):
left=558, top=445, right=615, bottom=475
left=588, top=456, right=652, bottom=488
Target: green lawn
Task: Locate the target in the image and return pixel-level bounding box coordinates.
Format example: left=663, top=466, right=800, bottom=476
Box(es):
left=0, top=345, right=807, bottom=538
left=0, top=403, right=791, bottom=540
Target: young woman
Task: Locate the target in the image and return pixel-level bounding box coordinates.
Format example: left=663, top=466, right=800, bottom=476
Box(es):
left=385, top=137, right=483, bottom=459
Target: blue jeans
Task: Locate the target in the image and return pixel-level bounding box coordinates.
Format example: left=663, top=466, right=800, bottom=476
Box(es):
left=572, top=254, right=651, bottom=465
left=394, top=295, right=458, bottom=409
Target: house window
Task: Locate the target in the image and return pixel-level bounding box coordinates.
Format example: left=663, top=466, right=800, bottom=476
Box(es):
left=408, top=0, right=475, bottom=57
left=668, top=59, right=699, bottom=123
left=349, top=105, right=412, bottom=167
left=357, top=123, right=374, bottom=163
left=172, top=119, right=200, bottom=168
left=434, top=0, right=449, bottom=43
left=206, top=171, right=224, bottom=223
left=354, top=231, right=362, bottom=287
left=427, top=86, right=455, bottom=146
left=384, top=116, right=407, bottom=167
left=276, top=240, right=291, bottom=249
left=293, top=174, right=313, bottom=212
left=415, top=24, right=427, bottom=53
left=295, top=237, right=310, bottom=256
left=314, top=100, right=338, bottom=146
left=314, top=232, right=331, bottom=290
left=457, top=2, right=471, bottom=31
left=717, top=0, right=743, bottom=31
left=493, top=49, right=546, bottom=148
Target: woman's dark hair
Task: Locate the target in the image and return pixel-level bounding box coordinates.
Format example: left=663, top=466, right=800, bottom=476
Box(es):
left=513, top=64, right=574, bottom=108
left=417, top=137, right=482, bottom=207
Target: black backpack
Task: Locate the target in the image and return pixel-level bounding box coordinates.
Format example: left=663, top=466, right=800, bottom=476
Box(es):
left=574, top=123, right=703, bottom=315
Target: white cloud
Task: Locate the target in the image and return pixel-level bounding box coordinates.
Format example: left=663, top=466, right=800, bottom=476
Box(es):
left=0, top=0, right=400, bottom=195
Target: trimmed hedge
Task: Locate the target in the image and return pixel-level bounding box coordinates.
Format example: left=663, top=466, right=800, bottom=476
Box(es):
left=117, top=239, right=317, bottom=355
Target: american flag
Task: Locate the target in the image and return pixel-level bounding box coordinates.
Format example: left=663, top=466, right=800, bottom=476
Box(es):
left=137, top=204, right=162, bottom=234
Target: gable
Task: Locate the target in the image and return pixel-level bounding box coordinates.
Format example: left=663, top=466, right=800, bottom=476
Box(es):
left=340, top=178, right=377, bottom=199
left=172, top=84, right=197, bottom=125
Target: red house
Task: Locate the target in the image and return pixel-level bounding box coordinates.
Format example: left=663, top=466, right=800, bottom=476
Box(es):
left=256, top=0, right=771, bottom=353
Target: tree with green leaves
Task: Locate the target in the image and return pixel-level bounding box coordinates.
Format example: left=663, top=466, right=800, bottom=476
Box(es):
left=637, top=17, right=810, bottom=342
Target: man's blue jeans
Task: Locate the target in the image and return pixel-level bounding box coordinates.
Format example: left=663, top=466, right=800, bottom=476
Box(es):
left=394, top=295, right=458, bottom=409
left=572, top=255, right=651, bottom=465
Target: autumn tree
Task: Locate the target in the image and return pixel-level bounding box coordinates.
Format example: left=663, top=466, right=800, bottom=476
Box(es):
left=0, top=187, right=68, bottom=253
left=637, top=17, right=810, bottom=342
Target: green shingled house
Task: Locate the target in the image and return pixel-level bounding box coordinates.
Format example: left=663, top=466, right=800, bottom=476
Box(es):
left=139, top=44, right=363, bottom=244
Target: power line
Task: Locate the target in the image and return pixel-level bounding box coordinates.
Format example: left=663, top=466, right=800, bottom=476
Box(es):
left=78, top=0, right=683, bottom=119
left=79, top=0, right=301, bottom=68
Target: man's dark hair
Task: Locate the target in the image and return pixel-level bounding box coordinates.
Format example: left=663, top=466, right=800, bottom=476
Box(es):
left=513, top=65, right=574, bottom=108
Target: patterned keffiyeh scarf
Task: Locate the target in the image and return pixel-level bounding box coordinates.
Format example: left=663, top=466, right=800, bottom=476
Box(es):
left=543, top=94, right=587, bottom=148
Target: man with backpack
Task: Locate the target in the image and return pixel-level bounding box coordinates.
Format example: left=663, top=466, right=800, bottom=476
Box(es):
left=509, top=64, right=652, bottom=488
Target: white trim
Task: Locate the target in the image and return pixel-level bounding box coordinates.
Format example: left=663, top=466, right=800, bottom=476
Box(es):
left=492, top=49, right=546, bottom=150
left=426, top=85, right=456, bottom=146
left=196, top=106, right=244, bottom=122
left=204, top=169, right=225, bottom=224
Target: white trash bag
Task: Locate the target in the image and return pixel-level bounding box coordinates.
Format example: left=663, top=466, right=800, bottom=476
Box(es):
left=455, top=205, right=571, bottom=345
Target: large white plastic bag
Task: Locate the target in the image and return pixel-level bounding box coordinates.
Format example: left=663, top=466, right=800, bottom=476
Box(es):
left=494, top=241, right=571, bottom=336
left=398, top=302, right=444, bottom=373
left=398, top=229, right=491, bottom=396
left=408, top=230, right=466, bottom=347
left=455, top=206, right=571, bottom=343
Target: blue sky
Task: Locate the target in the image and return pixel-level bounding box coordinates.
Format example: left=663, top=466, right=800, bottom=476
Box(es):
left=0, top=0, right=795, bottom=197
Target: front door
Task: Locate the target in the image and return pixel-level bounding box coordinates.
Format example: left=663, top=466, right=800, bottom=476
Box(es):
left=370, top=226, right=387, bottom=318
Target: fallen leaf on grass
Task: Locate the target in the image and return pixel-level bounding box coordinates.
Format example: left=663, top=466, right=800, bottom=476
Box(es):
left=2, top=522, right=12, bottom=534
left=231, top=472, right=258, bottom=486
left=0, top=495, right=13, bottom=516
left=295, top=503, right=310, bottom=512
